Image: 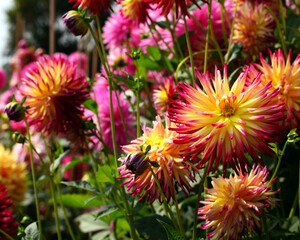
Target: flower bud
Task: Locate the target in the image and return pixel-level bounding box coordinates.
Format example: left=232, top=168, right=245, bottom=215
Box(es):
left=12, top=132, right=26, bottom=144
left=62, top=10, right=88, bottom=37
left=4, top=101, right=25, bottom=122
left=125, top=151, right=149, bottom=176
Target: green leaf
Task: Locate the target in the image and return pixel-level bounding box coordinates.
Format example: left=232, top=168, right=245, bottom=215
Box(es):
left=60, top=180, right=100, bottom=194
left=95, top=203, right=118, bottom=220
left=138, top=55, right=162, bottom=70
left=155, top=21, right=167, bottom=29
left=24, top=222, right=40, bottom=240
left=49, top=149, right=70, bottom=173
left=60, top=193, right=103, bottom=208
left=60, top=159, right=84, bottom=177
left=157, top=219, right=184, bottom=240
left=83, top=99, right=98, bottom=115
left=224, top=43, right=243, bottom=64
left=146, top=45, right=161, bottom=61
left=97, top=165, right=115, bottom=184
left=114, top=74, right=138, bottom=91
left=75, top=211, right=110, bottom=233
left=135, top=215, right=171, bottom=240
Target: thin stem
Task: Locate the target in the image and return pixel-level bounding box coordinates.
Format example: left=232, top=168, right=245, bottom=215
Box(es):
left=225, top=0, right=238, bottom=63
left=183, top=15, right=196, bottom=87
left=262, top=215, right=270, bottom=240
left=49, top=177, right=62, bottom=240
left=24, top=117, right=43, bottom=236
left=268, top=140, right=289, bottom=187
left=203, top=0, right=212, bottom=74
left=148, top=166, right=180, bottom=233
left=192, top=165, right=209, bottom=240
left=287, top=191, right=298, bottom=226
left=172, top=182, right=186, bottom=239
left=0, top=229, right=15, bottom=240
left=56, top=184, right=76, bottom=240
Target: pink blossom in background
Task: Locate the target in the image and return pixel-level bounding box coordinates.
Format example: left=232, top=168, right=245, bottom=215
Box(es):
left=0, top=69, right=6, bottom=90
left=61, top=155, right=89, bottom=181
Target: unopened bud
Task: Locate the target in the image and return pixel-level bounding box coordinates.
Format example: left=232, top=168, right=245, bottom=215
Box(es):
left=125, top=151, right=149, bottom=176
left=62, top=10, right=88, bottom=37
left=4, top=101, right=25, bottom=122
left=12, top=132, right=26, bottom=144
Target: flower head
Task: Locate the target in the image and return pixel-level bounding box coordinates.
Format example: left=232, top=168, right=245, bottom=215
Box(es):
left=233, top=2, right=275, bottom=56
left=146, top=0, right=201, bottom=17
left=153, top=77, right=176, bottom=115
left=198, top=165, right=278, bottom=240
left=69, top=0, right=114, bottom=16
left=124, top=151, right=149, bottom=176
left=62, top=10, right=88, bottom=37
left=168, top=65, right=283, bottom=175
left=0, top=144, right=28, bottom=203
left=119, top=0, right=151, bottom=24
left=248, top=49, right=300, bottom=131
left=4, top=99, right=25, bottom=122
left=118, top=116, right=198, bottom=202
left=0, top=185, right=18, bottom=239
left=20, top=55, right=89, bottom=136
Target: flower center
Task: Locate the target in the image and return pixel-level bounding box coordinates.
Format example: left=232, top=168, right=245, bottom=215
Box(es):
left=219, top=94, right=236, bottom=117
left=277, top=74, right=290, bottom=96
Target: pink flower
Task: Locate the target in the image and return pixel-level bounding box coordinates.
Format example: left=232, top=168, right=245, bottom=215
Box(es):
left=0, top=69, right=6, bottom=90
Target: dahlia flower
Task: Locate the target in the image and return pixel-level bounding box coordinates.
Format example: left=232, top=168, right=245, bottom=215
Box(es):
left=146, top=0, right=201, bottom=17
left=69, top=0, right=114, bottom=16
left=0, top=68, right=6, bottom=90
left=233, top=2, right=275, bottom=56
left=0, top=144, right=28, bottom=203
left=0, top=185, right=18, bottom=239
left=198, top=165, right=278, bottom=240
left=153, top=77, right=176, bottom=115
left=118, top=116, right=198, bottom=202
left=119, top=0, right=151, bottom=24
left=168, top=66, right=283, bottom=175
left=93, top=81, right=136, bottom=152
left=20, top=54, right=89, bottom=136
left=248, top=49, right=300, bottom=131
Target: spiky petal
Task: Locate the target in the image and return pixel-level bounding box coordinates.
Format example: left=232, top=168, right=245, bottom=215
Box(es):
left=198, top=165, right=278, bottom=240
left=20, top=55, right=89, bottom=136
left=168, top=65, right=284, bottom=175
left=69, top=0, right=114, bottom=16
left=248, top=49, right=300, bottom=131
left=118, top=116, right=198, bottom=203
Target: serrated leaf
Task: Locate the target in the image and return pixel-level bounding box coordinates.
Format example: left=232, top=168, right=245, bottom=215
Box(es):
left=157, top=219, right=184, bottom=240
left=60, top=180, right=100, bottom=194
left=97, top=165, right=115, bottom=184
left=83, top=99, right=98, bottom=115
left=24, top=222, right=40, bottom=240
left=49, top=149, right=70, bottom=173
left=146, top=45, right=161, bottom=61
left=60, top=193, right=103, bottom=208
left=114, top=74, right=138, bottom=91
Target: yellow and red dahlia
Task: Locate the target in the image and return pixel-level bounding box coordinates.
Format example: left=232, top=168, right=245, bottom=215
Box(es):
left=0, top=144, right=28, bottom=204
left=198, top=165, right=278, bottom=240
left=153, top=77, right=176, bottom=115
left=119, top=0, right=151, bottom=23
left=20, top=55, right=89, bottom=136
left=69, top=0, right=114, bottom=16
left=118, top=116, right=198, bottom=202
left=168, top=65, right=283, bottom=175
left=146, top=0, right=201, bottom=17
left=233, top=2, right=275, bottom=56
left=248, top=49, right=300, bottom=131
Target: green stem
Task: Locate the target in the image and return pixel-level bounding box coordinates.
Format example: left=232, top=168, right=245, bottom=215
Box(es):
left=287, top=191, right=298, bottom=226
left=203, top=0, right=212, bottom=74
left=265, top=6, right=287, bottom=58
left=183, top=15, right=196, bottom=87
left=172, top=182, right=186, bottom=239
left=136, top=77, right=141, bottom=138
left=225, top=0, right=238, bottom=63
left=0, top=229, right=15, bottom=240
left=49, top=177, right=62, bottom=240
left=56, top=184, right=76, bottom=240
left=262, top=215, right=270, bottom=240
left=24, top=117, right=43, bottom=236
left=148, top=166, right=180, bottom=234
left=268, top=140, right=289, bottom=187
left=192, top=164, right=209, bottom=240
